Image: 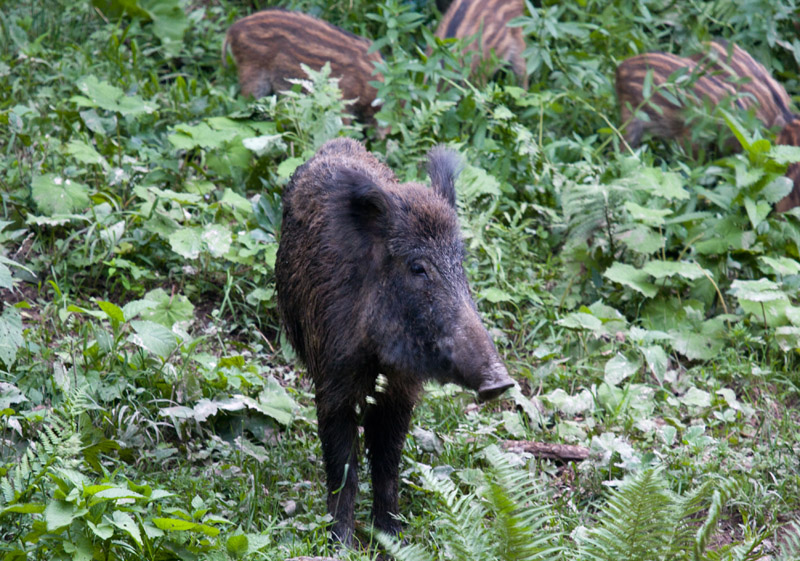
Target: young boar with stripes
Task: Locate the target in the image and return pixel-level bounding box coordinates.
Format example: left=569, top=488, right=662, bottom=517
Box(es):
left=434, top=0, right=528, bottom=88
left=689, top=40, right=793, bottom=130
left=223, top=10, right=383, bottom=122
left=615, top=52, right=742, bottom=148
left=276, top=138, right=514, bottom=545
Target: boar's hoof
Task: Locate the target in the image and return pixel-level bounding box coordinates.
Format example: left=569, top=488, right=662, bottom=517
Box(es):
left=477, top=368, right=514, bottom=401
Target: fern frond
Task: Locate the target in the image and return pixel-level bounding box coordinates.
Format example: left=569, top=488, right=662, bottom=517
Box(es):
left=482, top=445, right=562, bottom=561
left=582, top=467, right=673, bottom=561
left=375, top=532, right=436, bottom=561
left=778, top=520, right=800, bottom=561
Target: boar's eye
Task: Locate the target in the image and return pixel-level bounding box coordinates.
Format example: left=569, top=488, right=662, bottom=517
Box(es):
left=409, top=262, right=428, bottom=278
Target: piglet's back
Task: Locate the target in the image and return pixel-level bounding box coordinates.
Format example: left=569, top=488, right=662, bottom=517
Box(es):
left=224, top=10, right=383, bottom=120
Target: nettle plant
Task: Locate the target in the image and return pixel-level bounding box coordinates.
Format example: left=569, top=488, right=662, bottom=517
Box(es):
left=558, top=112, right=800, bottom=361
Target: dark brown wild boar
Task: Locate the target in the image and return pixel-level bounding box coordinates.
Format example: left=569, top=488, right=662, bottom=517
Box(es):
left=615, top=52, right=744, bottom=148
left=275, top=138, right=514, bottom=545
left=434, top=0, right=528, bottom=88
left=223, top=9, right=383, bottom=122
left=688, top=40, right=793, bottom=129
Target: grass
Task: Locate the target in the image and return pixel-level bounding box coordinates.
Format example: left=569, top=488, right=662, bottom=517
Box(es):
left=2, top=0, right=800, bottom=559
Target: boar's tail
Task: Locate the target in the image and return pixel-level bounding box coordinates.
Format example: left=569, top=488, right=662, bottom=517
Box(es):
left=427, top=146, right=462, bottom=208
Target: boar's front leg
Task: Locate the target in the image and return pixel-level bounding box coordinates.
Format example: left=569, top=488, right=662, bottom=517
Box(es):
left=364, top=381, right=421, bottom=535
left=317, top=398, right=359, bottom=545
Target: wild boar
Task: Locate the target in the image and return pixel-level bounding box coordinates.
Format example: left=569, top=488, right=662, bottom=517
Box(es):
left=434, top=0, right=528, bottom=88
left=223, top=9, right=383, bottom=122
left=688, top=40, right=793, bottom=129
left=275, top=138, right=514, bottom=545
left=615, top=52, right=744, bottom=148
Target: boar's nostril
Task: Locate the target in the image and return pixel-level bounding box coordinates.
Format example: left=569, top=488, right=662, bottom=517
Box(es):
left=477, top=368, right=515, bottom=401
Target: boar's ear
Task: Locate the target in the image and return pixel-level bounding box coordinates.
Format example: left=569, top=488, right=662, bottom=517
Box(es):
left=333, top=167, right=393, bottom=240
left=427, top=146, right=461, bottom=208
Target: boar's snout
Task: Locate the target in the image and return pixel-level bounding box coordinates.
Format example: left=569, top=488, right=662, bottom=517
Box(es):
left=446, top=299, right=514, bottom=401
left=477, top=363, right=514, bottom=401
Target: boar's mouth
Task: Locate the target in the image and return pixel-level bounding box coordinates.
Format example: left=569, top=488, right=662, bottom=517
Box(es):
left=476, top=365, right=514, bottom=401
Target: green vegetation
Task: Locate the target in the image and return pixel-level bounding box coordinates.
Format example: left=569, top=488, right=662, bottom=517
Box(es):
left=2, top=0, right=799, bottom=559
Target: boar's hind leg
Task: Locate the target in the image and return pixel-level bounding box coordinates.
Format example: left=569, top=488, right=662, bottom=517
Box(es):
left=318, top=401, right=359, bottom=545
left=364, top=386, right=419, bottom=535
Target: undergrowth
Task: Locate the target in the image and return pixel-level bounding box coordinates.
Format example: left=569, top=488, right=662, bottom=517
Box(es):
left=1, top=0, right=799, bottom=559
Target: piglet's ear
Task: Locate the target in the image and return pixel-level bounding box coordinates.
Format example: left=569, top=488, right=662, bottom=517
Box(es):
left=427, top=146, right=461, bottom=208
left=332, top=168, right=394, bottom=240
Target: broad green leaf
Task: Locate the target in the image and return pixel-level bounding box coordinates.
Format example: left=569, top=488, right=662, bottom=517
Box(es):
left=227, top=534, right=249, bottom=558
left=743, top=197, right=771, bottom=229
left=641, top=345, right=668, bottom=383
left=202, top=224, right=232, bottom=257
left=110, top=510, right=142, bottom=546
left=220, top=188, right=253, bottom=215
left=121, top=299, right=159, bottom=321
left=31, top=174, right=90, bottom=215
left=87, top=520, right=114, bottom=540
left=501, top=411, right=526, bottom=437
left=97, top=300, right=125, bottom=324
left=90, top=487, right=145, bottom=504
left=138, top=288, right=194, bottom=328
left=169, top=227, right=202, bottom=259
left=242, top=134, right=286, bottom=156
left=670, top=331, right=723, bottom=361
left=604, top=263, right=658, bottom=297
left=45, top=500, right=79, bottom=531
left=140, top=0, right=188, bottom=56
left=543, top=388, right=593, bottom=415
left=168, top=122, right=239, bottom=150
left=128, top=320, right=179, bottom=358
left=775, top=326, right=800, bottom=351
left=618, top=226, right=663, bottom=254
left=760, top=176, right=793, bottom=204
left=720, top=108, right=751, bottom=151
left=276, top=157, right=304, bottom=178
left=624, top=202, right=672, bottom=225
left=256, top=376, right=299, bottom=426
left=159, top=405, right=195, bottom=419
left=509, top=386, right=545, bottom=427
left=145, top=186, right=202, bottom=205
left=557, top=311, right=603, bottom=331
left=480, top=287, right=513, bottom=303
left=733, top=160, right=764, bottom=189
left=65, top=139, right=109, bottom=169
left=641, top=260, right=706, bottom=280
left=0, top=262, right=12, bottom=290
left=0, top=307, right=24, bottom=367
left=740, top=298, right=790, bottom=327
left=73, top=75, right=156, bottom=116
left=730, top=279, right=785, bottom=303
left=151, top=517, right=220, bottom=536
left=1, top=503, right=45, bottom=515
left=759, top=256, right=800, bottom=276
left=620, top=167, right=688, bottom=201
left=768, top=144, right=800, bottom=165
left=604, top=353, right=639, bottom=386
left=682, top=387, right=711, bottom=408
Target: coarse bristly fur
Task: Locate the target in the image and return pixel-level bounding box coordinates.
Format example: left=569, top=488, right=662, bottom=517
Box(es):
left=222, top=9, right=383, bottom=122
left=275, top=138, right=513, bottom=546
left=615, top=51, right=744, bottom=148
left=434, top=0, right=528, bottom=88
left=688, top=40, right=794, bottom=129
